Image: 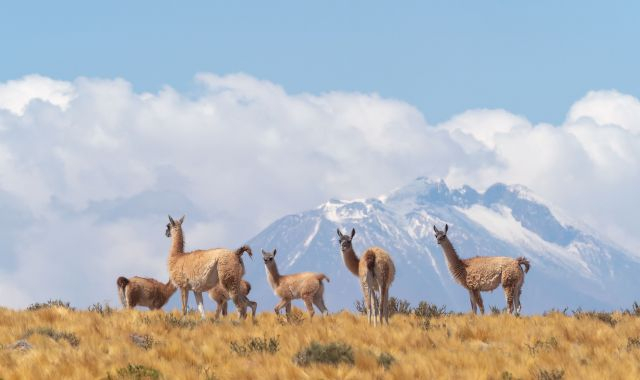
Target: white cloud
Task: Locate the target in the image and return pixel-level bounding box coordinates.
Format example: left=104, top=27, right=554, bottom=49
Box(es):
left=0, top=73, right=638, bottom=308
left=567, top=90, right=640, bottom=133
left=0, top=74, right=75, bottom=115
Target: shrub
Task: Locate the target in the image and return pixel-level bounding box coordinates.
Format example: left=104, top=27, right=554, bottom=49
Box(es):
left=627, top=337, right=640, bottom=351
left=542, top=307, right=569, bottom=316
left=623, top=301, right=640, bottom=316
left=162, top=314, right=198, bottom=329
left=109, top=364, right=161, bottom=380
left=388, top=297, right=412, bottom=316
left=377, top=352, right=395, bottom=370
left=354, top=299, right=367, bottom=315
left=27, top=299, right=74, bottom=311
left=230, top=336, right=279, bottom=356
left=22, top=327, right=80, bottom=347
left=356, top=297, right=414, bottom=316
left=537, top=369, right=564, bottom=380
left=490, top=305, right=505, bottom=315
left=525, top=337, right=558, bottom=355
left=293, top=341, right=355, bottom=367
left=414, top=301, right=448, bottom=319
left=573, top=309, right=617, bottom=327
left=130, top=334, right=154, bottom=350
left=89, top=302, right=115, bottom=316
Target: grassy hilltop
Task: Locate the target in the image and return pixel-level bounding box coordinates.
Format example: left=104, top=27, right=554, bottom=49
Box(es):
left=1, top=302, right=640, bottom=379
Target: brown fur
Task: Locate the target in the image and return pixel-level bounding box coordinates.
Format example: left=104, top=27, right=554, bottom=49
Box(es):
left=434, top=224, right=530, bottom=315
left=262, top=249, right=329, bottom=320
left=165, top=215, right=254, bottom=319
left=337, top=228, right=395, bottom=326
left=116, top=276, right=176, bottom=310
left=207, top=279, right=257, bottom=319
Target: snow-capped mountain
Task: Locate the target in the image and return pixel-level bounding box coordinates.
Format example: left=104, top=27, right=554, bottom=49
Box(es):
left=242, top=177, right=640, bottom=314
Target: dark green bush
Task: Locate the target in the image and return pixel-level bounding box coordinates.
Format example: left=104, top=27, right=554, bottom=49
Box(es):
left=414, top=301, right=448, bottom=318
left=293, top=341, right=355, bottom=367
left=387, top=297, right=412, bottom=316
left=377, top=352, right=395, bottom=370
left=110, top=364, right=161, bottom=380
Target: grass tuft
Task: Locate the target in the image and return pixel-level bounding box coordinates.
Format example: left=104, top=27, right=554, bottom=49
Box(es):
left=141, top=313, right=200, bottom=329
left=627, top=337, right=640, bottom=351
left=543, top=307, right=569, bottom=316
left=573, top=309, right=617, bottom=327
left=293, top=341, right=355, bottom=367
left=413, top=301, right=448, bottom=318
left=130, top=334, right=154, bottom=350
left=377, top=351, right=395, bottom=370
left=229, top=336, right=279, bottom=356
left=109, top=364, right=161, bottom=380
left=537, top=368, right=564, bottom=380
left=22, top=327, right=80, bottom=347
left=500, top=371, right=519, bottom=380
left=89, top=302, right=115, bottom=316
left=354, top=299, right=367, bottom=315
left=525, top=337, right=558, bottom=356
left=623, top=301, right=640, bottom=316
left=387, top=297, right=412, bottom=316
left=27, top=299, right=74, bottom=311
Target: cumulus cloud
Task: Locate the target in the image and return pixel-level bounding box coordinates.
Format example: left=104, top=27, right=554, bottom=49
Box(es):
left=0, top=74, right=75, bottom=115
left=0, top=73, right=638, bottom=308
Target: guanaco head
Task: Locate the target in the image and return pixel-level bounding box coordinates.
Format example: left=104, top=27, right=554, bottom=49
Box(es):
left=336, top=228, right=356, bottom=251
left=261, top=249, right=277, bottom=266
left=165, top=215, right=185, bottom=237
left=433, top=224, right=449, bottom=244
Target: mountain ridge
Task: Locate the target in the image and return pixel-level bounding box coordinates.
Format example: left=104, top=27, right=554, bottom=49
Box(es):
left=242, top=177, right=639, bottom=314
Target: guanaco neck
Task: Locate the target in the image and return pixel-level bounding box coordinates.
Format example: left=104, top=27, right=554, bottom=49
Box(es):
left=265, top=261, right=281, bottom=288
left=341, top=245, right=361, bottom=277
left=440, top=237, right=467, bottom=285
left=170, top=227, right=185, bottom=256
left=163, top=280, right=177, bottom=299
left=168, top=227, right=185, bottom=269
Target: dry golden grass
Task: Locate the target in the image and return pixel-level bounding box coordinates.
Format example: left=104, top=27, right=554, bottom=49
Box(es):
left=1, top=305, right=640, bottom=379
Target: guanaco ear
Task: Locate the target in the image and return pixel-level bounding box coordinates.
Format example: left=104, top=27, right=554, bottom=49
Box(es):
left=433, top=225, right=438, bottom=233
left=350, top=228, right=356, bottom=238
left=444, top=224, right=449, bottom=234
left=261, top=249, right=268, bottom=256
left=178, top=215, right=185, bottom=224
left=273, top=249, right=277, bottom=256
left=168, top=215, right=175, bottom=226
left=337, top=229, right=343, bottom=237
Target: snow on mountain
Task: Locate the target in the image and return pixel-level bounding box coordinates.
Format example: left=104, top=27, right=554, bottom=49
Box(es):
left=242, top=177, right=640, bottom=314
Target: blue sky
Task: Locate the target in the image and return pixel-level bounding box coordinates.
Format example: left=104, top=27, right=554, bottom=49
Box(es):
left=2, top=1, right=639, bottom=124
